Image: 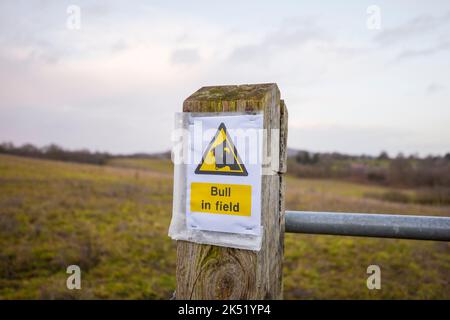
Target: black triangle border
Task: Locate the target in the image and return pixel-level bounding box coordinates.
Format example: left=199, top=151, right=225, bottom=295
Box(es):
left=194, top=122, right=248, bottom=176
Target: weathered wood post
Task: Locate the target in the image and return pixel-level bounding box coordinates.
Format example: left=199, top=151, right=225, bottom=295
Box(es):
left=176, top=83, right=288, bottom=299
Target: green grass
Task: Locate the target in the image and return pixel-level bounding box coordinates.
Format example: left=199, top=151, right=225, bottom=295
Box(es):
left=284, top=176, right=449, bottom=299
left=0, top=155, right=175, bottom=299
left=0, top=155, right=448, bottom=299
left=107, top=158, right=173, bottom=175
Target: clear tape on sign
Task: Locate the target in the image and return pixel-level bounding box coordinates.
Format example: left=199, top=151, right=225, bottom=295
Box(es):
left=168, top=112, right=263, bottom=251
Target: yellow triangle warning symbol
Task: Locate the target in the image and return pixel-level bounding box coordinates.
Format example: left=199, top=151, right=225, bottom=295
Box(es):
left=195, top=123, right=248, bottom=176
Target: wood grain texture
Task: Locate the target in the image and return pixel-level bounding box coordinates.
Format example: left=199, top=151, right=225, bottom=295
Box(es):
left=279, top=100, right=288, bottom=174
left=176, top=83, right=287, bottom=299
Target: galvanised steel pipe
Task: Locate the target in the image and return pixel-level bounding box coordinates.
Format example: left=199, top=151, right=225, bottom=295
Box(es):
left=285, top=211, right=450, bottom=241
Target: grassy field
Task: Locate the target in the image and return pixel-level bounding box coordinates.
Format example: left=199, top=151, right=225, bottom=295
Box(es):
left=0, top=154, right=448, bottom=299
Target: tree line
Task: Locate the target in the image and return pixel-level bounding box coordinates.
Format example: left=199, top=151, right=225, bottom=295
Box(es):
left=0, top=142, right=112, bottom=165
left=1, top=141, right=449, bottom=191
left=291, top=150, right=450, bottom=188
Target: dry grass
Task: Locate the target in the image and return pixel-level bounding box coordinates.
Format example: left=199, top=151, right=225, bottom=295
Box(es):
left=284, top=176, right=450, bottom=299
left=0, top=155, right=448, bottom=299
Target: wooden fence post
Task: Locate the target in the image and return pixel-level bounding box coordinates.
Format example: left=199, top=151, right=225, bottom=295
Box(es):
left=176, top=83, right=288, bottom=299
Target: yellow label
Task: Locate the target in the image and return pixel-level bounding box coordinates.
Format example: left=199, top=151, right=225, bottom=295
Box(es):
left=190, top=182, right=251, bottom=216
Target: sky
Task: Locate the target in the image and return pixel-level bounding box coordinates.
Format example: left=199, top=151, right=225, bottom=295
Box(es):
left=0, top=0, right=449, bottom=156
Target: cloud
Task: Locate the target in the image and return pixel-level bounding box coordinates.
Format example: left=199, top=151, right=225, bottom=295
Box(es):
left=111, top=39, right=128, bottom=53
left=395, top=39, right=450, bottom=61
left=426, top=82, right=446, bottom=95
left=287, top=123, right=436, bottom=156
left=374, top=12, right=450, bottom=46
left=373, top=11, right=450, bottom=63
left=227, top=17, right=326, bottom=63
left=170, top=48, right=201, bottom=65
left=0, top=2, right=449, bottom=155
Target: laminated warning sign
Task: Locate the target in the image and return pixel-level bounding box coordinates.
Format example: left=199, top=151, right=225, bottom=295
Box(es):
left=186, top=114, right=263, bottom=236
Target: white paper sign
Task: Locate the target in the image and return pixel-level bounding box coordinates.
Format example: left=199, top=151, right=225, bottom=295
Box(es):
left=186, top=114, right=263, bottom=235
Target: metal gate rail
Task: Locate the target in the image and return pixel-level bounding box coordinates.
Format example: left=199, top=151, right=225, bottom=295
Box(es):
left=285, top=211, right=450, bottom=241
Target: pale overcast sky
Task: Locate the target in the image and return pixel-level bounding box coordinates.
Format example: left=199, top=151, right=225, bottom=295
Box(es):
left=0, top=0, right=449, bottom=156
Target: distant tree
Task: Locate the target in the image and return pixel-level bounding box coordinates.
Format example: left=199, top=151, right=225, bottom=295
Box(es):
left=43, top=144, right=63, bottom=153
left=295, top=151, right=320, bottom=165
left=389, top=155, right=413, bottom=186
left=0, top=142, right=14, bottom=152
left=311, top=153, right=320, bottom=164
left=377, top=151, right=389, bottom=160
left=43, top=144, right=64, bottom=160
left=408, top=153, right=419, bottom=160
left=396, top=152, right=405, bottom=159
left=0, top=142, right=112, bottom=165
left=19, top=143, right=40, bottom=156
left=295, top=151, right=310, bottom=164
